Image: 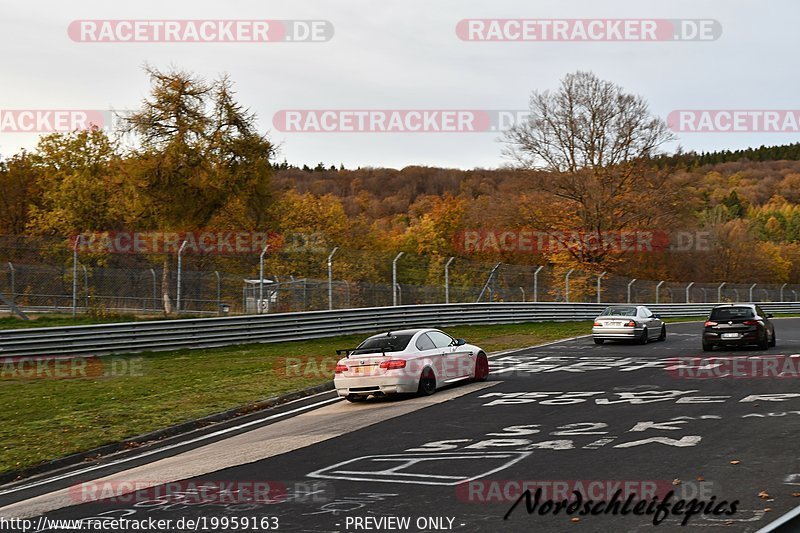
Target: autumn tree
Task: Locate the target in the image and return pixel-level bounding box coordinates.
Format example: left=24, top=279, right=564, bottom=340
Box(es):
left=122, top=66, right=275, bottom=313
left=503, top=71, right=682, bottom=273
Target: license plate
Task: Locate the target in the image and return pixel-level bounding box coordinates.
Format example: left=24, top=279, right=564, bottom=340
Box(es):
left=721, top=333, right=740, bottom=339
left=607, top=321, right=621, bottom=326
left=353, top=366, right=365, bottom=374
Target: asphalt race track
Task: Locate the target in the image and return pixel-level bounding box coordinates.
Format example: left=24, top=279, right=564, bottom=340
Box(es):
left=2, top=319, right=800, bottom=532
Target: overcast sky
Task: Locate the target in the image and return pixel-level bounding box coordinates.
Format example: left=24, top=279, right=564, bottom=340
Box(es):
left=1, top=0, right=798, bottom=169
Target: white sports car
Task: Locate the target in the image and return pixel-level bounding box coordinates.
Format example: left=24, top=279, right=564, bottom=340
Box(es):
left=334, top=328, right=489, bottom=402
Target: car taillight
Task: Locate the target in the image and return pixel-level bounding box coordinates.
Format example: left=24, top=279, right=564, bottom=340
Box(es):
left=624, top=320, right=636, bottom=327
left=593, top=322, right=602, bottom=327
left=742, top=320, right=759, bottom=326
left=379, top=360, right=407, bottom=370
left=335, top=364, right=348, bottom=374
left=704, top=321, right=717, bottom=327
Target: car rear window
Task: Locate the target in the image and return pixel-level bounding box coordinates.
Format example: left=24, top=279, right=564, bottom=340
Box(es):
left=352, top=334, right=414, bottom=355
left=710, top=307, right=755, bottom=320
left=601, top=306, right=637, bottom=316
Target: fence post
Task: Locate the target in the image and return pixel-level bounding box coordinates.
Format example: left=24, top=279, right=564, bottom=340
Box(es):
left=72, top=235, right=81, bottom=318
left=395, top=283, right=402, bottom=306
left=717, top=282, right=726, bottom=303
left=444, top=256, right=455, bottom=304
left=565, top=269, right=575, bottom=303
left=533, top=265, right=543, bottom=302
left=7, top=262, right=14, bottom=306
left=519, top=287, right=525, bottom=302
left=259, top=244, right=270, bottom=314
left=149, top=268, right=157, bottom=311
left=477, top=262, right=502, bottom=303
left=780, top=283, right=787, bottom=302
left=82, top=265, right=89, bottom=310
left=215, top=270, right=221, bottom=315
left=596, top=272, right=606, bottom=304
left=793, top=290, right=798, bottom=302
left=749, top=283, right=757, bottom=302
left=686, top=282, right=694, bottom=303
left=392, top=252, right=404, bottom=306
left=176, top=240, right=188, bottom=312
left=627, top=278, right=637, bottom=304
left=656, top=280, right=665, bottom=304
left=326, top=247, right=338, bottom=310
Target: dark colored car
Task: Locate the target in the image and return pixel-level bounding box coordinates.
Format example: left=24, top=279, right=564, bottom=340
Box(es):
left=702, top=304, right=776, bottom=351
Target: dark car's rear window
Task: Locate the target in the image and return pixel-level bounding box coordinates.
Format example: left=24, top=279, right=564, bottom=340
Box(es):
left=710, top=307, right=755, bottom=320
left=351, top=334, right=414, bottom=355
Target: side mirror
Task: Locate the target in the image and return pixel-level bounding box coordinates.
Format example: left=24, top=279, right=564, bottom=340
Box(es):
left=767, top=313, right=774, bottom=318
left=653, top=314, right=661, bottom=319
left=454, top=338, right=467, bottom=346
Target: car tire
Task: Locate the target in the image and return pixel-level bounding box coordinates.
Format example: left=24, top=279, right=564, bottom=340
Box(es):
left=417, top=368, right=437, bottom=396
left=758, top=332, right=769, bottom=350
left=593, top=338, right=605, bottom=345
left=658, top=325, right=667, bottom=341
left=345, top=394, right=367, bottom=403
left=473, top=352, right=489, bottom=382
left=769, top=329, right=776, bottom=347
left=638, top=328, right=648, bottom=345
left=702, top=342, right=713, bottom=352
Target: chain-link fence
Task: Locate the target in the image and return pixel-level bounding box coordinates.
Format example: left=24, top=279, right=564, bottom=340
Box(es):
left=1, top=251, right=799, bottom=317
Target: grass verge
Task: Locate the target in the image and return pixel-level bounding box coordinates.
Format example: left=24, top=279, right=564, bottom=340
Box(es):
left=0, top=320, right=594, bottom=475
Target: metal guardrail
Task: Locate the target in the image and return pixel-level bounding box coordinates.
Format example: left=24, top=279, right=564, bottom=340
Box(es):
left=1, top=302, right=799, bottom=358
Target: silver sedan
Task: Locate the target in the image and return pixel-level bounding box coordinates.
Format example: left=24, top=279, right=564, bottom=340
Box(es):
left=592, top=305, right=666, bottom=345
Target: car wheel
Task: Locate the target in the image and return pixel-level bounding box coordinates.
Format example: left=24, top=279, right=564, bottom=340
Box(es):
left=417, top=368, right=437, bottom=396
left=758, top=332, right=769, bottom=350
left=473, top=352, right=489, bottom=382
left=638, top=328, right=648, bottom=345
left=345, top=394, right=367, bottom=403
left=593, top=338, right=604, bottom=345
left=658, top=325, right=667, bottom=341
left=702, top=342, right=713, bottom=352
left=769, top=329, right=776, bottom=347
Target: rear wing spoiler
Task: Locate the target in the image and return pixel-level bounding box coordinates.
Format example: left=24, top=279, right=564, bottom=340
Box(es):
left=336, top=348, right=388, bottom=358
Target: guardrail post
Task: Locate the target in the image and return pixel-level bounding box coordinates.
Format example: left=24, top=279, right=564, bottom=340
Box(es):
left=780, top=283, right=787, bottom=302
left=259, top=244, right=270, bottom=314
left=444, top=256, right=455, bottom=304
left=533, top=265, right=544, bottom=302
left=655, top=280, right=665, bottom=304
left=392, top=252, right=404, bottom=306
left=565, top=269, right=575, bottom=303
left=597, top=272, right=606, bottom=304
left=627, top=278, right=637, bottom=304
left=717, top=282, right=726, bottom=303
left=72, top=235, right=82, bottom=318
left=685, top=282, right=694, bottom=303
left=176, top=240, right=188, bottom=312
left=8, top=262, right=15, bottom=306
left=749, top=283, right=757, bottom=302
left=327, top=247, right=338, bottom=310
